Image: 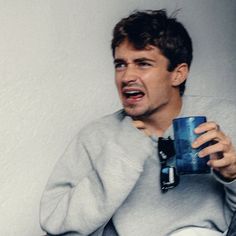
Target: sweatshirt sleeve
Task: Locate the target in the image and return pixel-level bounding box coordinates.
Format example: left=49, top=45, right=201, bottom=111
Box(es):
left=212, top=99, right=236, bottom=224
left=40, top=118, right=154, bottom=235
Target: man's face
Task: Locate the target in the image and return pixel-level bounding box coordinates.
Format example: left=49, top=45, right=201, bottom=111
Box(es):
left=114, top=40, right=177, bottom=118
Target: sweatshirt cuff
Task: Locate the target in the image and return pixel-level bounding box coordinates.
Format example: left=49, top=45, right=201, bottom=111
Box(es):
left=213, top=169, right=236, bottom=187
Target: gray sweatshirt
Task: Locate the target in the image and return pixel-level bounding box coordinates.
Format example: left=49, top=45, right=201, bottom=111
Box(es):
left=40, top=96, right=236, bottom=236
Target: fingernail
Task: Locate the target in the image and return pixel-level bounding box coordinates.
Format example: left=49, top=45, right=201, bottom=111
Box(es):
left=198, top=151, right=203, bottom=158
left=194, top=128, right=199, bottom=133
left=192, top=141, right=197, bottom=148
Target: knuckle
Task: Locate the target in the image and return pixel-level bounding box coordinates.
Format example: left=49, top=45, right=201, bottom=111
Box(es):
left=225, top=137, right=232, bottom=146
left=221, top=137, right=232, bottom=151
left=210, top=121, right=218, bottom=130
left=218, top=143, right=225, bottom=151
left=213, top=122, right=218, bottom=129
left=212, top=130, right=218, bottom=137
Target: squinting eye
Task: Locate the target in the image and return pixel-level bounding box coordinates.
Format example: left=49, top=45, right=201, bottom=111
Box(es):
left=138, top=62, right=152, bottom=68
left=115, top=63, right=126, bottom=70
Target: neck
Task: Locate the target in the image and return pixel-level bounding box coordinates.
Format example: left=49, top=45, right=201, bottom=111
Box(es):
left=139, top=93, right=183, bottom=137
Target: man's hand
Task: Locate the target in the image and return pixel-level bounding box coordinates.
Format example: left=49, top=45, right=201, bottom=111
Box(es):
left=132, top=120, right=152, bottom=136
left=192, top=121, right=236, bottom=180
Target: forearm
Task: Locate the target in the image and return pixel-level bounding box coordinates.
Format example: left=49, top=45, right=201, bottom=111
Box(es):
left=40, top=129, right=153, bottom=235
left=213, top=170, right=236, bottom=226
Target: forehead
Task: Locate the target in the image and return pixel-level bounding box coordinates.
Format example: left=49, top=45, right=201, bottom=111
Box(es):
left=114, top=40, right=164, bottom=60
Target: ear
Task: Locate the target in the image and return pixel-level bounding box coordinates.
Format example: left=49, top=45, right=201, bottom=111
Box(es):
left=171, top=63, right=189, bottom=86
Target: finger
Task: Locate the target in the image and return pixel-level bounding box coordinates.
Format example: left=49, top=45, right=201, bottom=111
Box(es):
left=218, top=170, right=236, bottom=180
left=194, top=121, right=220, bottom=134
left=132, top=120, right=153, bottom=136
left=217, top=165, right=236, bottom=179
left=208, top=154, right=232, bottom=168
left=198, top=142, right=229, bottom=158
left=143, top=129, right=152, bottom=137
left=192, top=129, right=225, bottom=148
left=133, top=120, right=145, bottom=129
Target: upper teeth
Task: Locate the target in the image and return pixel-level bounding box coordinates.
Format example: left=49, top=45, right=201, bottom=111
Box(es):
left=125, top=91, right=140, bottom=94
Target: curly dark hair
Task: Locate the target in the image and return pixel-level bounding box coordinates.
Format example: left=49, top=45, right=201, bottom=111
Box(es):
left=111, top=9, right=193, bottom=96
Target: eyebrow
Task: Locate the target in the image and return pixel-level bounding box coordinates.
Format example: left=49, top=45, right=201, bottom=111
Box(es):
left=134, top=57, right=156, bottom=63
left=113, top=58, right=125, bottom=64
left=113, top=57, right=156, bottom=64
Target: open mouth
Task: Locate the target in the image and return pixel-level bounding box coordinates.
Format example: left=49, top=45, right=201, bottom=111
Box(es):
left=124, top=90, right=145, bottom=99
left=122, top=88, right=145, bottom=102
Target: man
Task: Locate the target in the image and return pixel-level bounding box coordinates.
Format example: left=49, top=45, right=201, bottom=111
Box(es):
left=40, top=10, right=236, bottom=236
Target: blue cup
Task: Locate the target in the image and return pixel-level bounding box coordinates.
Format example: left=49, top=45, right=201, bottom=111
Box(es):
left=173, top=116, right=210, bottom=175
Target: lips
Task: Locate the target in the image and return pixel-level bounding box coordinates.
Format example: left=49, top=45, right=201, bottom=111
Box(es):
left=122, top=87, right=145, bottom=103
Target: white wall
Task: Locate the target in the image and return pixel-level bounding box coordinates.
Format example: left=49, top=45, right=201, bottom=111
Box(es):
left=0, top=1, right=235, bottom=235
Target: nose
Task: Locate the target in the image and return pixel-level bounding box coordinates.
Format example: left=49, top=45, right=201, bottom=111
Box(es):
left=121, top=65, right=139, bottom=84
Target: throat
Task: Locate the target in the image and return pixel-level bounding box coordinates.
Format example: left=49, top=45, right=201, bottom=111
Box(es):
left=137, top=99, right=183, bottom=136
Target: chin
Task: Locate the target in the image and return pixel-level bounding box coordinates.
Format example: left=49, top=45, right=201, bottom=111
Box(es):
left=123, top=106, right=148, bottom=119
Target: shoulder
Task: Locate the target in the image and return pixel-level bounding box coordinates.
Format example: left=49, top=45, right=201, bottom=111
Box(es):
left=76, top=109, right=129, bottom=143
left=183, top=95, right=236, bottom=142
left=182, top=95, right=236, bottom=117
